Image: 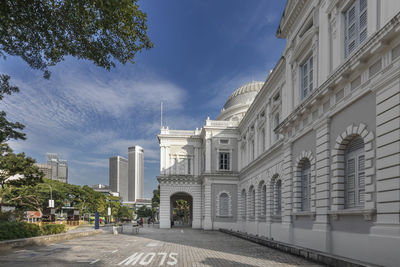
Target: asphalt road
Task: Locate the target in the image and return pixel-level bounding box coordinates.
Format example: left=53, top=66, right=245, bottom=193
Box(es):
left=0, top=224, right=322, bottom=267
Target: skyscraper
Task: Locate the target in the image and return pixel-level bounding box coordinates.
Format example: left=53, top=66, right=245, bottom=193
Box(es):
left=35, top=153, right=68, bottom=183
left=109, top=156, right=128, bottom=202
left=128, top=146, right=144, bottom=202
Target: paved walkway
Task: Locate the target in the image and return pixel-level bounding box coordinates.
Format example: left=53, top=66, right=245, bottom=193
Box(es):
left=0, top=225, right=322, bottom=266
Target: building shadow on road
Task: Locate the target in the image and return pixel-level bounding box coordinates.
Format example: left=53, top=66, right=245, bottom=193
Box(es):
left=200, top=257, right=258, bottom=267
left=114, top=225, right=321, bottom=266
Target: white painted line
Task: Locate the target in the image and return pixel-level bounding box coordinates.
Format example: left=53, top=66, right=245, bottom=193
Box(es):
left=90, top=259, right=100, bottom=264
left=14, top=250, right=27, bottom=253
left=125, top=244, right=130, bottom=246
left=112, top=249, right=118, bottom=253
left=146, top=242, right=162, bottom=247
left=76, top=260, right=91, bottom=263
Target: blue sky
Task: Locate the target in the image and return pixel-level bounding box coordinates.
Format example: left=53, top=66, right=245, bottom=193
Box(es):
left=0, top=0, right=286, bottom=198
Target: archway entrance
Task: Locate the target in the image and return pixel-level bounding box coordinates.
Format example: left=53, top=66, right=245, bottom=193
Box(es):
left=170, top=192, right=192, bottom=227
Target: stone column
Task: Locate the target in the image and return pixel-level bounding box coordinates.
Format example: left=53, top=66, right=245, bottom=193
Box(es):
left=373, top=73, right=400, bottom=227
left=313, top=118, right=331, bottom=253
left=265, top=103, right=271, bottom=150
left=281, top=142, right=293, bottom=243
left=194, top=147, right=199, bottom=176
left=203, top=179, right=213, bottom=230
left=205, top=137, right=212, bottom=173
left=159, top=184, right=171, bottom=228
left=254, top=120, right=259, bottom=158
left=238, top=140, right=242, bottom=171
left=160, top=146, right=165, bottom=175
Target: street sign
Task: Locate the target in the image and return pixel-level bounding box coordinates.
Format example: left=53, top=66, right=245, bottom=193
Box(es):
left=108, top=207, right=111, bottom=216
left=49, top=199, right=55, bottom=208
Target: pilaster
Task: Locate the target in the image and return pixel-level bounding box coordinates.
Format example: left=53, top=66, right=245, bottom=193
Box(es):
left=203, top=179, right=213, bottom=230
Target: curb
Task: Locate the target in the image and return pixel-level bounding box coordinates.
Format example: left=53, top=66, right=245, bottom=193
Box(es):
left=0, top=229, right=103, bottom=251
left=219, top=229, right=381, bottom=267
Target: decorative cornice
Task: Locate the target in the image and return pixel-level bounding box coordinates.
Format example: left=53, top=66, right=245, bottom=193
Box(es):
left=157, top=175, right=201, bottom=185
left=278, top=12, right=400, bottom=134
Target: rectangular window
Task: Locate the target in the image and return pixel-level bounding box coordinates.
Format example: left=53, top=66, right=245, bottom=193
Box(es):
left=251, top=140, right=255, bottom=160
left=187, top=158, right=191, bottom=175
left=219, top=139, right=229, bottom=144
left=301, top=56, right=313, bottom=99
left=344, top=0, right=367, bottom=58
left=261, top=129, right=265, bottom=152
left=219, top=152, right=230, bottom=170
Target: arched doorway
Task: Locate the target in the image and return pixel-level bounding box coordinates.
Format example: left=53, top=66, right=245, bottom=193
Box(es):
left=170, top=192, right=193, bottom=227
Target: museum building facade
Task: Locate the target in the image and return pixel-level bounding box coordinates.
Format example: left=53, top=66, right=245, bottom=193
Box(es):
left=158, top=1, right=400, bottom=266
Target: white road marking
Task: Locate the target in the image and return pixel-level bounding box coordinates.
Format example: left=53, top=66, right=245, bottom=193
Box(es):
left=112, top=249, right=118, bottom=253
left=76, top=260, right=91, bottom=263
left=14, top=250, right=27, bottom=253
left=90, top=259, right=100, bottom=264
left=181, top=229, right=184, bottom=233
left=146, top=242, right=161, bottom=247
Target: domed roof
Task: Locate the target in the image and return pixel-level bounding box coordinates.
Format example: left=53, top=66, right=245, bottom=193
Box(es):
left=218, top=81, right=264, bottom=121
left=223, top=81, right=264, bottom=110
left=226, top=81, right=264, bottom=103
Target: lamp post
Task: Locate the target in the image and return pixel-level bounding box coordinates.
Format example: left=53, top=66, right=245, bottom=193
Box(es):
left=45, top=184, right=54, bottom=208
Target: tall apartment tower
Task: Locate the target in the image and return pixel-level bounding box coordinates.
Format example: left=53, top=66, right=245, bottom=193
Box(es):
left=128, top=146, right=144, bottom=202
left=45, top=153, right=68, bottom=183
left=109, top=156, right=128, bottom=202
left=58, top=160, right=68, bottom=183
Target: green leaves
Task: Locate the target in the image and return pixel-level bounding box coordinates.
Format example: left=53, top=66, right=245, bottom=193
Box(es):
left=0, top=0, right=153, bottom=78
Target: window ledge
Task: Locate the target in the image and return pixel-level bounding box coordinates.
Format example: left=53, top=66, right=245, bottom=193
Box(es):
left=217, top=215, right=233, bottom=218
left=258, top=215, right=266, bottom=222
left=271, top=215, right=282, bottom=222
left=291, top=211, right=316, bottom=220
left=328, top=208, right=376, bottom=221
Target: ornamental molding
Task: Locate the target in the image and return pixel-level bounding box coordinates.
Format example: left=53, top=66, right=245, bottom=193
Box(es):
left=278, top=12, right=400, bottom=134
left=157, top=175, right=201, bottom=185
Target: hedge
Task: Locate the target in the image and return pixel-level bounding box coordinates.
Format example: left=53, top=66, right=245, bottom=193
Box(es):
left=0, top=222, right=66, bottom=241
left=41, top=224, right=66, bottom=235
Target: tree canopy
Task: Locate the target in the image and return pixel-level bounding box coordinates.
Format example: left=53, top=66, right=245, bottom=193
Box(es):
left=0, top=0, right=153, bottom=78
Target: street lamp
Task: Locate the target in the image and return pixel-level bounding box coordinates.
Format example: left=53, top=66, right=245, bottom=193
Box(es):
left=45, top=184, right=54, bottom=208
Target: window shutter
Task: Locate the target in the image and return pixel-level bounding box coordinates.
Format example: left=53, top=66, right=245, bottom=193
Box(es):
left=358, top=155, right=365, bottom=205
left=345, top=136, right=366, bottom=208
left=345, top=0, right=367, bottom=57
left=346, top=158, right=356, bottom=208
left=309, top=57, right=313, bottom=93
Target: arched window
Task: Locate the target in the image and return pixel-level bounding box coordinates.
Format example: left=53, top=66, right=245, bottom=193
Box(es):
left=301, top=159, right=311, bottom=211
left=219, top=193, right=229, bottom=216
left=250, top=186, right=255, bottom=218
left=261, top=184, right=266, bottom=216
left=216, top=192, right=232, bottom=217
left=241, top=190, right=247, bottom=220
left=345, top=136, right=365, bottom=208
left=274, top=179, right=282, bottom=216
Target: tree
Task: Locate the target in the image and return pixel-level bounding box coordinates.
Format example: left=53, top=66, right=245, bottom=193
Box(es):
left=0, top=0, right=153, bottom=209
left=117, top=206, right=133, bottom=221
left=152, top=184, right=160, bottom=208
left=0, top=0, right=154, bottom=78
left=136, top=206, right=152, bottom=218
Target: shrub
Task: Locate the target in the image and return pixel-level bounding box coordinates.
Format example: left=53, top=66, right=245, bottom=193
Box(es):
left=40, top=224, right=66, bottom=235
left=0, top=222, right=41, bottom=241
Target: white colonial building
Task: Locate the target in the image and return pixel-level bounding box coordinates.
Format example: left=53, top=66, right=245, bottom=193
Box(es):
left=158, top=1, right=400, bottom=266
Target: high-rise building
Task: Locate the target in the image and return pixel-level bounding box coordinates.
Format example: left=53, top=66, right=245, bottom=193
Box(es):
left=35, top=153, right=68, bottom=183
left=58, top=160, right=68, bottom=183
left=128, top=146, right=144, bottom=202
left=34, top=163, right=52, bottom=179
left=109, top=156, right=128, bottom=202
